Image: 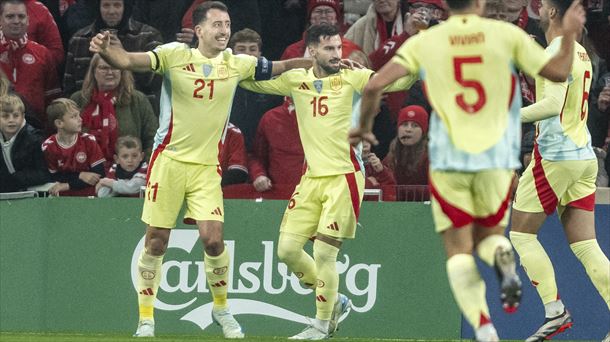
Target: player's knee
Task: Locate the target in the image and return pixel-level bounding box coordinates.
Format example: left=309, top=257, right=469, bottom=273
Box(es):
left=148, top=237, right=168, bottom=256
left=277, top=239, right=300, bottom=263
left=203, top=240, right=224, bottom=256
left=313, top=239, right=339, bottom=263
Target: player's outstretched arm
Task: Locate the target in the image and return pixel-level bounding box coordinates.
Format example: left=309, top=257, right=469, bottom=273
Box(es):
left=538, top=0, right=585, bottom=82
left=90, top=31, right=151, bottom=72
left=349, top=61, right=410, bottom=146
left=271, top=58, right=312, bottom=76
left=521, top=80, right=567, bottom=122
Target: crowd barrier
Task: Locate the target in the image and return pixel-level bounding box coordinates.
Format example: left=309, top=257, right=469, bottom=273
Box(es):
left=0, top=191, right=608, bottom=339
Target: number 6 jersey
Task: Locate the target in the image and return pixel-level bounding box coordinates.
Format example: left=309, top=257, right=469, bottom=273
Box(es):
left=392, top=15, right=552, bottom=172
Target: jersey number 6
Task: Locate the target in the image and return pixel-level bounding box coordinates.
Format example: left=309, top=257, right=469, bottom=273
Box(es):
left=453, top=56, right=486, bottom=114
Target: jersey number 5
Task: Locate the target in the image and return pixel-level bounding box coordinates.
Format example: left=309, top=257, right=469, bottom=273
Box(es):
left=453, top=56, right=487, bottom=114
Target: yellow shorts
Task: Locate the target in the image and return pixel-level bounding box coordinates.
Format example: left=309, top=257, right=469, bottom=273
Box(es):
left=430, top=169, right=514, bottom=232
left=280, top=172, right=365, bottom=239
left=141, top=152, right=224, bottom=228
left=513, top=151, right=597, bottom=215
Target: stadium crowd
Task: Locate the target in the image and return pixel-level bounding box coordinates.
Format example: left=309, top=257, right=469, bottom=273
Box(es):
left=1, top=0, right=609, bottom=199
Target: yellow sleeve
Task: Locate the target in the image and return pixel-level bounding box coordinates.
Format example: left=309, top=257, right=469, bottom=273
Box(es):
left=233, top=53, right=258, bottom=81
left=383, top=73, right=418, bottom=92
left=146, top=42, right=187, bottom=75
left=239, top=72, right=291, bottom=96
left=510, top=24, right=551, bottom=78
left=349, top=68, right=375, bottom=93
left=521, top=78, right=568, bottom=123
left=390, top=35, right=421, bottom=76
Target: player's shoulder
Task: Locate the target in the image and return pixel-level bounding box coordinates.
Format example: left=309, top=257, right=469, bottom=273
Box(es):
left=224, top=49, right=257, bottom=64
left=153, top=42, right=192, bottom=56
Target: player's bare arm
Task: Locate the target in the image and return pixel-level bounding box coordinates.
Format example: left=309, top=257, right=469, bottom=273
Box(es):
left=538, top=0, right=585, bottom=82
left=89, top=31, right=151, bottom=72
left=349, top=61, right=410, bottom=146
left=271, top=58, right=312, bottom=76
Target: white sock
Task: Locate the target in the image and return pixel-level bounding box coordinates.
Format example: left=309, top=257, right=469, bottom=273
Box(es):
left=544, top=299, right=565, bottom=318
left=314, top=318, right=330, bottom=332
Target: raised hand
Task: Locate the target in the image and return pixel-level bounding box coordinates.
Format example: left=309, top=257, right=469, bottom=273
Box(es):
left=562, top=0, right=586, bottom=37
left=90, top=31, right=111, bottom=54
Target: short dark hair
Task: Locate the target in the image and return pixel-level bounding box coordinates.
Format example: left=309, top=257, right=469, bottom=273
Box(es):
left=305, top=24, right=340, bottom=46
left=0, top=0, right=26, bottom=14
left=548, top=0, right=573, bottom=19
left=192, top=1, right=228, bottom=27
left=229, top=28, right=262, bottom=49
left=115, top=135, right=142, bottom=152
left=444, top=0, right=475, bottom=11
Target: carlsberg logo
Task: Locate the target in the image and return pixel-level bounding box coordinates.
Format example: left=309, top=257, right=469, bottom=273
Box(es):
left=130, top=230, right=380, bottom=330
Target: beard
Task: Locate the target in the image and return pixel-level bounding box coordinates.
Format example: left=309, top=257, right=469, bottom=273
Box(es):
left=318, top=59, right=341, bottom=75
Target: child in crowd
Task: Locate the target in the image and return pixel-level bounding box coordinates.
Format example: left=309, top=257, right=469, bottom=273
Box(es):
left=42, top=98, right=105, bottom=196
left=0, top=94, right=50, bottom=192
left=96, top=135, right=148, bottom=197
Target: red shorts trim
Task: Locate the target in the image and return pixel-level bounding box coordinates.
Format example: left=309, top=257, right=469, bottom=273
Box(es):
left=345, top=172, right=361, bottom=219
left=567, top=192, right=595, bottom=211
left=429, top=181, right=473, bottom=228
left=473, top=183, right=512, bottom=227
left=532, top=145, right=558, bottom=215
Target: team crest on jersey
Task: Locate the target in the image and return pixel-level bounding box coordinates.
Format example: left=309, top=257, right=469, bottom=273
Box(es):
left=76, top=152, right=87, bottom=163
left=217, top=65, right=228, bottom=79
left=22, top=53, right=35, bottom=64
left=329, top=75, right=342, bottom=91
left=202, top=64, right=213, bottom=77
left=313, top=80, right=323, bottom=94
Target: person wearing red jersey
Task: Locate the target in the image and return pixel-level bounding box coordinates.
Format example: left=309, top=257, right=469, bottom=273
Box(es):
left=24, top=0, right=65, bottom=65
left=0, top=0, right=61, bottom=129
left=280, top=0, right=361, bottom=60
left=248, top=97, right=305, bottom=195
left=219, top=123, right=248, bottom=187
left=42, top=98, right=105, bottom=196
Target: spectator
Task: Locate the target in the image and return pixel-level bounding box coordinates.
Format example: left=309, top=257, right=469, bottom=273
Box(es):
left=229, top=28, right=282, bottom=151
left=63, top=0, right=163, bottom=104
left=60, top=0, right=96, bottom=42
left=0, top=93, right=49, bottom=192
left=486, top=0, right=545, bottom=46
left=248, top=98, right=304, bottom=194
left=70, top=53, right=158, bottom=162
left=23, top=0, right=65, bottom=65
left=362, top=140, right=396, bottom=200
left=345, top=0, right=404, bottom=54
left=220, top=123, right=249, bottom=187
left=383, top=105, right=429, bottom=200
left=42, top=98, right=105, bottom=196
left=591, top=72, right=610, bottom=186
left=39, top=0, right=79, bottom=50
left=0, top=0, right=61, bottom=129
left=280, top=0, right=361, bottom=60
left=96, top=135, right=147, bottom=197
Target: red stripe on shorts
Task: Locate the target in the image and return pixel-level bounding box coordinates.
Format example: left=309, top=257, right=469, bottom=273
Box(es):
left=532, top=144, right=558, bottom=215
left=474, top=181, right=513, bottom=227
left=146, top=111, right=174, bottom=184
left=568, top=192, right=595, bottom=211
left=345, top=172, right=361, bottom=219
left=508, top=74, right=517, bottom=109
left=350, top=147, right=361, bottom=172
left=429, top=180, right=473, bottom=228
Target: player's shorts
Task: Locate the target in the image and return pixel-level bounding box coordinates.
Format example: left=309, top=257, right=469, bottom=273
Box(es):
left=513, top=155, right=597, bottom=215
left=280, top=171, right=365, bottom=239
left=429, top=169, right=515, bottom=232
left=141, top=152, right=224, bottom=228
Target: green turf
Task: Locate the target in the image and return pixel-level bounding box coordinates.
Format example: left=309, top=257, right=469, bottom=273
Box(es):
left=0, top=333, right=596, bottom=342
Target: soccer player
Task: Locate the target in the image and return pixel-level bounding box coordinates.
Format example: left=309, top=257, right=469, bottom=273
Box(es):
left=240, top=24, right=415, bottom=340
left=349, top=0, right=586, bottom=340
left=89, top=1, right=312, bottom=339
left=509, top=0, right=610, bottom=341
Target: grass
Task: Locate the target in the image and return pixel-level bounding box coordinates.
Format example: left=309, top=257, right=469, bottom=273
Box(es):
left=0, top=333, right=597, bottom=342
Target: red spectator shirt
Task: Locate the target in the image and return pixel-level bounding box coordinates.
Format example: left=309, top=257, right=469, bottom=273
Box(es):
left=248, top=100, right=304, bottom=188
left=281, top=34, right=362, bottom=60
left=25, top=0, right=65, bottom=65
left=220, top=124, right=248, bottom=174
left=42, top=133, right=105, bottom=174
left=0, top=36, right=61, bottom=122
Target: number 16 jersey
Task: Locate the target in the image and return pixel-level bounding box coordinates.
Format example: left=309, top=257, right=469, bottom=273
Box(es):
left=393, top=15, right=551, bottom=171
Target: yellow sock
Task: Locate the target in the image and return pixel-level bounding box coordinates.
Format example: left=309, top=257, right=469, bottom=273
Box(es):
left=277, top=233, right=317, bottom=288
left=510, top=231, right=557, bottom=304
left=137, top=249, right=164, bottom=321
left=476, top=234, right=513, bottom=266
left=313, top=240, right=339, bottom=321
left=570, top=239, right=610, bottom=310
left=205, top=249, right=230, bottom=309
left=446, top=254, right=490, bottom=329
